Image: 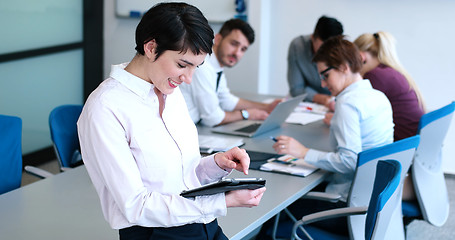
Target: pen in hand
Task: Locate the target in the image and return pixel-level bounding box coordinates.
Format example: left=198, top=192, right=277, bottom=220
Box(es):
left=270, top=136, right=278, bottom=142
left=268, top=158, right=294, bottom=165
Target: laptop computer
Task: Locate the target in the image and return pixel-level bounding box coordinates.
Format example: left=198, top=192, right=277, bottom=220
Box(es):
left=211, top=94, right=306, bottom=137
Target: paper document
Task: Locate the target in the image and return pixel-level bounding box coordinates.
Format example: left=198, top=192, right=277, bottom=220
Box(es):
left=198, top=134, right=244, bottom=153
left=294, top=102, right=329, bottom=115
left=286, top=112, right=325, bottom=125
left=260, top=154, right=318, bottom=177
left=285, top=101, right=328, bottom=125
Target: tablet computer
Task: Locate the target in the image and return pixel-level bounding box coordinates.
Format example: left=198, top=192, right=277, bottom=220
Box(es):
left=180, top=177, right=266, bottom=198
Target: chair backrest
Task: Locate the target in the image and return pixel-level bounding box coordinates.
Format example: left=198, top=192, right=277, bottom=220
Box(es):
left=412, top=101, right=455, bottom=226
left=348, top=135, right=420, bottom=240
left=49, top=105, right=83, bottom=169
left=365, top=160, right=402, bottom=240
left=0, top=114, right=22, bottom=194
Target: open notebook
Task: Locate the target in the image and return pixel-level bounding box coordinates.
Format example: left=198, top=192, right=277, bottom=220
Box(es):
left=260, top=154, right=319, bottom=177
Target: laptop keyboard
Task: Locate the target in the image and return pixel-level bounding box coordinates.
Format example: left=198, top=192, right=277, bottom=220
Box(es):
left=235, top=123, right=262, bottom=133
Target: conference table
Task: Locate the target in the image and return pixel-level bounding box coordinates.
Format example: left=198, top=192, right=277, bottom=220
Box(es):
left=0, top=99, right=333, bottom=239
left=201, top=120, right=333, bottom=239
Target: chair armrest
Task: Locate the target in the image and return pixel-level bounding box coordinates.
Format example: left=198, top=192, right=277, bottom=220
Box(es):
left=301, top=191, right=342, bottom=203
left=291, top=206, right=368, bottom=240
left=300, top=206, right=368, bottom=225
left=61, top=167, right=72, bottom=172
left=24, top=166, right=55, bottom=179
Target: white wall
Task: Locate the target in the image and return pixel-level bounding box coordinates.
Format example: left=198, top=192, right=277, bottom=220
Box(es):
left=103, top=0, right=455, bottom=173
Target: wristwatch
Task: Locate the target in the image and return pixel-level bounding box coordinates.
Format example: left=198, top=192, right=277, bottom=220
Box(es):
left=241, top=109, right=249, bottom=120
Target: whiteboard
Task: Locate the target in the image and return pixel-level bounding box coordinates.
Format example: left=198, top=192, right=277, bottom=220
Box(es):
left=116, top=0, right=243, bottom=23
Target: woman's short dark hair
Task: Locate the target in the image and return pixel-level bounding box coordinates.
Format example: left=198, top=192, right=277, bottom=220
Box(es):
left=219, top=18, right=255, bottom=45
left=313, top=36, right=362, bottom=73
left=134, top=2, right=214, bottom=60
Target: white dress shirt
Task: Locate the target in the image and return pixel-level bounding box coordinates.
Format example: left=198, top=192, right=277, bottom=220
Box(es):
left=77, top=63, right=230, bottom=229
left=180, top=53, right=239, bottom=127
left=304, top=80, right=394, bottom=201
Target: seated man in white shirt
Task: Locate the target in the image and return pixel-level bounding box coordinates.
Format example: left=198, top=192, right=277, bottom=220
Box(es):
left=180, top=19, right=282, bottom=127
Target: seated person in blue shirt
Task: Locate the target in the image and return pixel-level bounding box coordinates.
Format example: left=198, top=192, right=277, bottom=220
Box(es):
left=260, top=36, right=394, bottom=237
left=180, top=19, right=282, bottom=127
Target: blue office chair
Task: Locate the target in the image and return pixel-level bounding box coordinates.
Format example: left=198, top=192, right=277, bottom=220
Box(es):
left=269, top=135, right=420, bottom=240
left=347, top=135, right=419, bottom=240
left=402, top=101, right=455, bottom=227
left=291, top=160, right=402, bottom=240
left=24, top=105, right=83, bottom=179
left=49, top=104, right=84, bottom=170
left=0, top=114, right=22, bottom=195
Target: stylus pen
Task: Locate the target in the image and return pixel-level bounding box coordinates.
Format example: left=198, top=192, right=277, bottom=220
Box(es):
left=270, top=136, right=278, bottom=142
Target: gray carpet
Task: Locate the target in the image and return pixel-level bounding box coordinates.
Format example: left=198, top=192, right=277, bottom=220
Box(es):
left=406, top=174, right=455, bottom=239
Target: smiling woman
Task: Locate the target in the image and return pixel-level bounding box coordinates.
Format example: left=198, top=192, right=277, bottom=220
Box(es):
left=76, top=2, right=266, bottom=240
left=125, top=39, right=207, bottom=96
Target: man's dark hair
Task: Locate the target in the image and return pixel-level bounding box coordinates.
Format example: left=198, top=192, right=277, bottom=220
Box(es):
left=134, top=2, right=214, bottom=60
left=219, top=18, right=255, bottom=44
left=313, top=35, right=362, bottom=73
left=313, top=16, right=343, bottom=41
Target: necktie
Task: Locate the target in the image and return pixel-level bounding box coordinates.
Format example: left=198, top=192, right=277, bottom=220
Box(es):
left=216, top=71, right=223, bottom=91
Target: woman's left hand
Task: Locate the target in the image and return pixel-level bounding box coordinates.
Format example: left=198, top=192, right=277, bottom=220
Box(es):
left=214, top=147, right=249, bottom=175
left=272, top=135, right=309, bottom=159
left=323, top=112, right=334, bottom=126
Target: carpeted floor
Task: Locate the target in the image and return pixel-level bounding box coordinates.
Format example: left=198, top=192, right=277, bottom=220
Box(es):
left=406, top=174, right=455, bottom=239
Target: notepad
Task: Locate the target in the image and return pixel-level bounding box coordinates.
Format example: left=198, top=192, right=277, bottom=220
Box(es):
left=198, top=134, right=244, bottom=153
left=260, top=154, right=318, bottom=177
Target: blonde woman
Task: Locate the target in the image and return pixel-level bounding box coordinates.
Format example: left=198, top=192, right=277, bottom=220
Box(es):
left=354, top=31, right=425, bottom=141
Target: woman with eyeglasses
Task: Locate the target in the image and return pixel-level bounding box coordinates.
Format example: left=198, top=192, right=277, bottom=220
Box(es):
left=269, top=36, right=394, bottom=234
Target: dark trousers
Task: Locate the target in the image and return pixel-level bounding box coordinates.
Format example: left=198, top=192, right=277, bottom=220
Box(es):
left=119, top=219, right=227, bottom=240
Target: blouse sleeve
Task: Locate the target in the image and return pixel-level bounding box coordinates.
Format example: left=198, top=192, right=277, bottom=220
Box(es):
left=78, top=100, right=228, bottom=228
left=304, top=101, right=361, bottom=174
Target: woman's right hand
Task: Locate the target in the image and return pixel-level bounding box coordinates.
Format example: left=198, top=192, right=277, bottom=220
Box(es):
left=225, top=187, right=266, bottom=208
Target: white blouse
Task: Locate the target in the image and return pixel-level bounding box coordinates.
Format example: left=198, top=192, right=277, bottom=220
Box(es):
left=305, top=80, right=394, bottom=201
left=77, top=63, right=230, bottom=229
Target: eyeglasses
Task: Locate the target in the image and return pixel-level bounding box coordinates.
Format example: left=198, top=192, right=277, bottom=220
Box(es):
left=319, top=66, right=335, bottom=81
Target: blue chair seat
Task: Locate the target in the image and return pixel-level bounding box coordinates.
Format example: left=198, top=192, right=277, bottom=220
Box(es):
left=402, top=200, right=421, bottom=218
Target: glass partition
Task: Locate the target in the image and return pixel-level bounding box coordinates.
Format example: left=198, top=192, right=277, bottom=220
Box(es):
left=0, top=0, right=82, bottom=55
left=0, top=50, right=83, bottom=153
